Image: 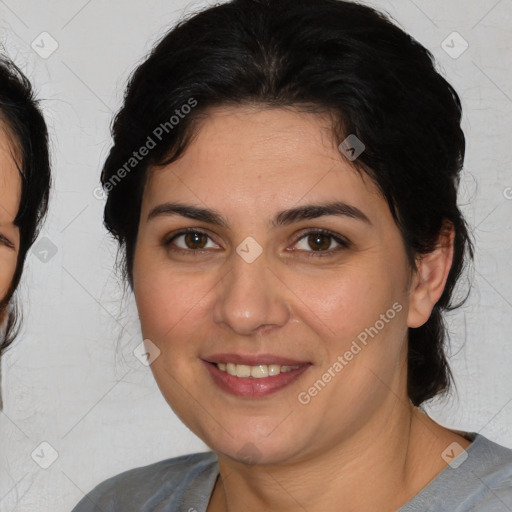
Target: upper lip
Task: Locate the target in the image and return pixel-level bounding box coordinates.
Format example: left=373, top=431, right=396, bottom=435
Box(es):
left=203, top=353, right=310, bottom=366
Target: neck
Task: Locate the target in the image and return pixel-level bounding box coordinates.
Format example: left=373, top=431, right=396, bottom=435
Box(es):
left=208, top=402, right=469, bottom=512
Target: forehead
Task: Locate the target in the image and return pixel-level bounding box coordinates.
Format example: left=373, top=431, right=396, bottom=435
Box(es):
left=0, top=126, right=22, bottom=223
left=143, top=106, right=385, bottom=222
left=170, top=106, right=344, bottom=175
left=141, top=108, right=396, bottom=238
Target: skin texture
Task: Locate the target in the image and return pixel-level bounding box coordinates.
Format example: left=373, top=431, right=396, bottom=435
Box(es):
left=132, top=106, right=471, bottom=512
left=0, top=126, right=21, bottom=326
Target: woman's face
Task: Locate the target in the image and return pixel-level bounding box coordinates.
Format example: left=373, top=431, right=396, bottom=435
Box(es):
left=133, top=106, right=419, bottom=465
left=0, top=127, right=21, bottom=321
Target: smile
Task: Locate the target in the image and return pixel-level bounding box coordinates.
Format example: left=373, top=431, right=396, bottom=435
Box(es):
left=216, top=362, right=301, bottom=378
left=202, top=356, right=311, bottom=398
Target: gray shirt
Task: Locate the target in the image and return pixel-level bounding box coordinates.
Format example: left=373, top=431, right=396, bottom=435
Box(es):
left=71, top=432, right=512, bottom=511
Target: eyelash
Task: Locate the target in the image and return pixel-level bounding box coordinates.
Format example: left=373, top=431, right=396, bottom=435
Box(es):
left=163, top=228, right=350, bottom=258
left=0, top=233, right=14, bottom=249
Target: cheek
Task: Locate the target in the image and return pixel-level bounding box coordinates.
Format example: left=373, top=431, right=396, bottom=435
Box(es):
left=0, top=253, right=17, bottom=300
left=291, top=253, right=409, bottom=392
left=291, top=259, right=405, bottom=345
left=132, top=247, right=214, bottom=348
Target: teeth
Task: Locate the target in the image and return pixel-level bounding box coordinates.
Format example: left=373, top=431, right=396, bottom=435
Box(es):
left=216, top=362, right=300, bottom=378
left=251, top=365, right=268, bottom=378
left=268, top=364, right=281, bottom=376
left=236, top=364, right=251, bottom=378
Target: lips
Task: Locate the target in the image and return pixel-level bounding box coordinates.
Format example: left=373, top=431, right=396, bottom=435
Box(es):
left=202, top=353, right=311, bottom=398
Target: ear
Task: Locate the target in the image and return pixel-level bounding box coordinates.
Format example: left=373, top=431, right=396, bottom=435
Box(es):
left=407, top=222, right=455, bottom=328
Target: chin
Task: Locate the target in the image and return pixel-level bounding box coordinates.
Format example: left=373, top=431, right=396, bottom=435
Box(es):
left=200, top=423, right=309, bottom=466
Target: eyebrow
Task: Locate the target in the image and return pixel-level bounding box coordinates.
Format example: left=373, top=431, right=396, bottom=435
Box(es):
left=147, top=201, right=372, bottom=228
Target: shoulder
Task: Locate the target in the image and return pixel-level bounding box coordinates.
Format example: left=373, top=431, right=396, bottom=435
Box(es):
left=466, top=435, right=512, bottom=511
left=400, top=433, right=512, bottom=512
left=70, top=451, right=218, bottom=512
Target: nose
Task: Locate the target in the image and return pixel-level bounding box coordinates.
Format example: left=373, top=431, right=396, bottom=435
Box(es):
left=212, top=246, right=291, bottom=337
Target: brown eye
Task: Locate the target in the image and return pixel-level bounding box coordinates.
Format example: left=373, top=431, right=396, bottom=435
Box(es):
left=292, top=229, right=349, bottom=257
left=164, top=229, right=219, bottom=253
left=182, top=232, right=208, bottom=249
left=306, top=233, right=332, bottom=251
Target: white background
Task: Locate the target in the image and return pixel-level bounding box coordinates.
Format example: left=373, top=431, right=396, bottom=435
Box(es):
left=0, top=1, right=511, bottom=510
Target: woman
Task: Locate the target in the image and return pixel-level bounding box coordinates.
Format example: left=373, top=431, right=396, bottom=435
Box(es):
left=72, top=0, right=512, bottom=510
left=0, top=54, right=51, bottom=408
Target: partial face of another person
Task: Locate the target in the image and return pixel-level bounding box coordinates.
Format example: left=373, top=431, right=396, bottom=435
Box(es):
left=132, top=107, right=431, bottom=465
left=0, top=127, right=21, bottom=323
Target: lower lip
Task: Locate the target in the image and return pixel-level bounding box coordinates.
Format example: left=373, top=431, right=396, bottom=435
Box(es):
left=203, top=361, right=310, bottom=398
